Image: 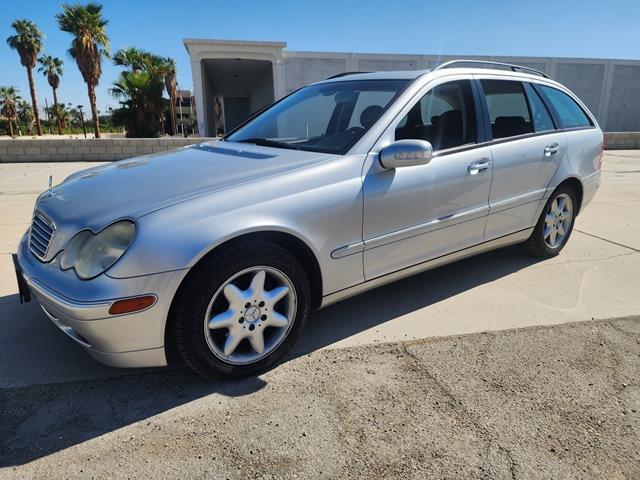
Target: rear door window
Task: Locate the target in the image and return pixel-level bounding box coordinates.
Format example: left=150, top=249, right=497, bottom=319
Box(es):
left=523, top=83, right=555, bottom=132
left=480, top=79, right=533, bottom=140
left=395, top=80, right=477, bottom=151
left=537, top=85, right=593, bottom=129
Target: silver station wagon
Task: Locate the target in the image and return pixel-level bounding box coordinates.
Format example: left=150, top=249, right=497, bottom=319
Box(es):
left=14, top=60, right=603, bottom=378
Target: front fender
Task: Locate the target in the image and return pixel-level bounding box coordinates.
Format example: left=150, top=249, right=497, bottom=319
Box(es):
left=106, top=155, right=367, bottom=296
left=110, top=210, right=318, bottom=277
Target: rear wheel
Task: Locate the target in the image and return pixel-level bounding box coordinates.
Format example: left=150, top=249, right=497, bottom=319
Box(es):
left=170, top=241, right=311, bottom=378
left=524, top=185, right=577, bottom=258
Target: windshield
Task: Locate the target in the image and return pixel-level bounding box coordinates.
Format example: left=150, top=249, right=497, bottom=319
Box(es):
left=226, top=79, right=409, bottom=154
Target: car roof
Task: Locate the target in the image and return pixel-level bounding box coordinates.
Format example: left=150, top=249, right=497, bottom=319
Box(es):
left=315, top=67, right=557, bottom=85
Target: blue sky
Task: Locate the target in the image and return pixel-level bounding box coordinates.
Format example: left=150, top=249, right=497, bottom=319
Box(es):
left=1, top=0, right=638, bottom=112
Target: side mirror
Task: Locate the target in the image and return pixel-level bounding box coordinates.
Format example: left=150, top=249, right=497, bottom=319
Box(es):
left=379, top=139, right=433, bottom=169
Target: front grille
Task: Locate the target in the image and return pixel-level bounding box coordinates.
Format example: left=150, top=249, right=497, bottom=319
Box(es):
left=29, top=211, right=56, bottom=261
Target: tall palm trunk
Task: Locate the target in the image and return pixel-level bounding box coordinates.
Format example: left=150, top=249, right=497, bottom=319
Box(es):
left=7, top=119, right=15, bottom=137
left=26, top=66, right=42, bottom=135
left=169, top=91, right=177, bottom=136
left=164, top=71, right=178, bottom=136
left=87, top=81, right=100, bottom=138
left=52, top=87, right=63, bottom=135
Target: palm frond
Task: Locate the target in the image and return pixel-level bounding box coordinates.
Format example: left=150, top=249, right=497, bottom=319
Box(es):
left=6, top=19, right=44, bottom=68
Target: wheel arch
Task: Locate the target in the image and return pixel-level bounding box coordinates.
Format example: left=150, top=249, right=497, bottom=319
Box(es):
left=164, top=230, right=323, bottom=365
left=556, top=176, right=584, bottom=214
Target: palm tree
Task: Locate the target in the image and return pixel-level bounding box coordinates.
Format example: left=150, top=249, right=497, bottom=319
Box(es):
left=110, top=70, right=164, bottom=137
left=58, top=105, right=71, bottom=130
left=49, top=103, right=71, bottom=130
left=17, top=100, right=34, bottom=135
left=38, top=55, right=64, bottom=135
left=113, top=46, right=148, bottom=73
left=56, top=3, right=109, bottom=138
left=161, top=57, right=178, bottom=136
left=6, top=20, right=44, bottom=135
left=112, top=49, right=176, bottom=136
left=0, top=86, right=21, bottom=137
left=143, top=54, right=171, bottom=134
left=68, top=106, right=82, bottom=128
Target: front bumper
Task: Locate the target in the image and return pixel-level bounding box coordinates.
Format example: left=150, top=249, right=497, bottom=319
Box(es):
left=15, top=233, right=188, bottom=368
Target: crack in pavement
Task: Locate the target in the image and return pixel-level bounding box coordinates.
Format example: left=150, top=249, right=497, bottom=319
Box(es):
left=400, top=342, right=519, bottom=478
left=606, top=320, right=640, bottom=341
left=524, top=250, right=637, bottom=271
left=574, top=229, right=640, bottom=253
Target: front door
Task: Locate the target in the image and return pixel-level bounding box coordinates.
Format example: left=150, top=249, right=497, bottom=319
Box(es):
left=362, top=78, right=493, bottom=280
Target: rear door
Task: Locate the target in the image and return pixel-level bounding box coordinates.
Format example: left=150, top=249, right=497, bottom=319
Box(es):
left=476, top=76, right=566, bottom=239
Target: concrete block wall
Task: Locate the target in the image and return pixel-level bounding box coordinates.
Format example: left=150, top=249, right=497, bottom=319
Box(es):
left=0, top=138, right=217, bottom=163
left=283, top=53, right=640, bottom=133
left=0, top=133, right=636, bottom=163
left=603, top=132, right=640, bottom=150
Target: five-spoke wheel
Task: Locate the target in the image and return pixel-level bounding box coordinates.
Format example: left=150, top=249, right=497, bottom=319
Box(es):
left=543, top=193, right=573, bottom=249
left=525, top=185, right=577, bottom=258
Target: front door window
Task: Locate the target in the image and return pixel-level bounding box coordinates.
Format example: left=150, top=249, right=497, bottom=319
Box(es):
left=395, top=80, right=477, bottom=151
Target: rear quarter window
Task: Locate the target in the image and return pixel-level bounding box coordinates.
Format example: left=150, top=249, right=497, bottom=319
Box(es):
left=524, top=83, right=555, bottom=132
left=537, top=85, right=593, bottom=129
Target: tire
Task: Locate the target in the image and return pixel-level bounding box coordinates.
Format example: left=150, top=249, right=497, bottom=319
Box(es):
left=524, top=184, right=577, bottom=258
left=170, top=240, right=311, bottom=379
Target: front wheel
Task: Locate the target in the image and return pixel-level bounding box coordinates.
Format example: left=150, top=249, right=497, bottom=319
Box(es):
left=524, top=185, right=577, bottom=258
left=170, top=241, right=311, bottom=379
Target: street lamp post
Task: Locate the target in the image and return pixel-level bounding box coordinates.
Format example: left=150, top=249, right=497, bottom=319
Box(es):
left=77, top=105, right=87, bottom=139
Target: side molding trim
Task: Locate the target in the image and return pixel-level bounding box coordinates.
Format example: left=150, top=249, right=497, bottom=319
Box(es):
left=330, top=204, right=488, bottom=259
left=321, top=228, right=533, bottom=308
left=331, top=241, right=365, bottom=259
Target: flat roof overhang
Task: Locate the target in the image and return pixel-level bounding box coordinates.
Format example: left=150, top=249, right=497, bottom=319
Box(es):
left=184, top=38, right=287, bottom=57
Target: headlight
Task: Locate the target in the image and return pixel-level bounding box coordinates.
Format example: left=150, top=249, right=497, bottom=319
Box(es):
left=60, top=220, right=136, bottom=279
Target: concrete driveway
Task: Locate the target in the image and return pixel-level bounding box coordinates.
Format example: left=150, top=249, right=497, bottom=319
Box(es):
left=1, top=152, right=639, bottom=478
left=0, top=152, right=639, bottom=388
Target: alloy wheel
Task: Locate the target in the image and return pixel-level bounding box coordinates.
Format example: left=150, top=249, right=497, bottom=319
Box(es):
left=543, top=193, right=573, bottom=249
left=204, top=266, right=297, bottom=365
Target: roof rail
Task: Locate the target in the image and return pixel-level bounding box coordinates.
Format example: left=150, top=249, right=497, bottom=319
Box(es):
left=326, top=71, right=370, bottom=79
left=434, top=60, right=549, bottom=78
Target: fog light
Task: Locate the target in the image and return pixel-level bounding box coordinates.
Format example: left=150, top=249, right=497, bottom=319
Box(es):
left=108, top=295, right=156, bottom=315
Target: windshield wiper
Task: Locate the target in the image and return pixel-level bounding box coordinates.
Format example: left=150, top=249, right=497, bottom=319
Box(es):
left=235, top=138, right=300, bottom=150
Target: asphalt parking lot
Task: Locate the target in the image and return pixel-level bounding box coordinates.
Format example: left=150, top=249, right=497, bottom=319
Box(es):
left=1, top=152, right=639, bottom=478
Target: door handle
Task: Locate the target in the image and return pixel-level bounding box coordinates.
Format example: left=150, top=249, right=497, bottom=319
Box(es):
left=544, top=143, right=560, bottom=157
left=468, top=158, right=491, bottom=175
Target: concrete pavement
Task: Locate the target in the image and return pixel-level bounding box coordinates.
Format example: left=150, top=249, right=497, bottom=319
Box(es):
left=0, top=152, right=639, bottom=388
left=1, top=318, right=638, bottom=478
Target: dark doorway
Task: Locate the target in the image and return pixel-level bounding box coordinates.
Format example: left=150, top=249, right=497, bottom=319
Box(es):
left=202, top=58, right=275, bottom=135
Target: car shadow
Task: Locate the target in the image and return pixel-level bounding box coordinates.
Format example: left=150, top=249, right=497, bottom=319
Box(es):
left=295, top=244, right=542, bottom=354
left=0, top=244, right=541, bottom=467
left=0, top=367, right=268, bottom=467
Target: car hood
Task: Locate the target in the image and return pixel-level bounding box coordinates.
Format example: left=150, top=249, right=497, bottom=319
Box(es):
left=36, top=141, right=337, bottom=232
